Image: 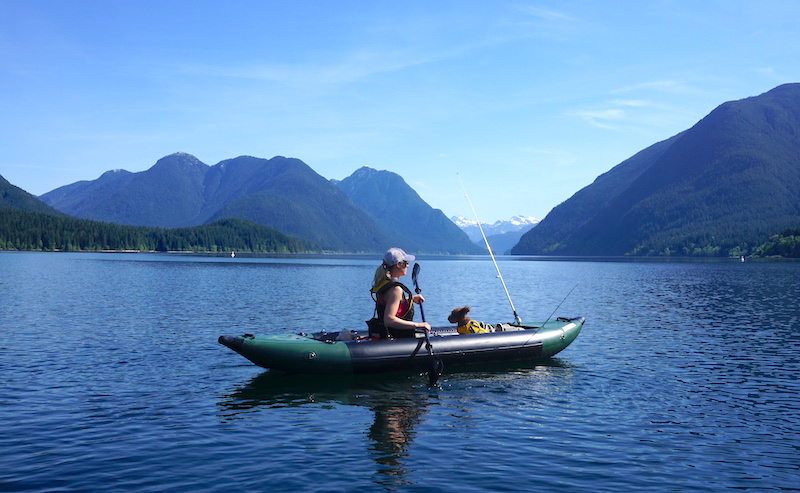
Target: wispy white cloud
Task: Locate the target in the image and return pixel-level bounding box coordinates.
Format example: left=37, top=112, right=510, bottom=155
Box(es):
left=509, top=3, right=596, bottom=40
left=173, top=50, right=426, bottom=86
left=611, top=80, right=696, bottom=95
left=570, top=107, right=627, bottom=129
left=610, top=99, right=649, bottom=107
left=520, top=6, right=581, bottom=23
left=568, top=97, right=684, bottom=131
left=754, top=67, right=777, bottom=76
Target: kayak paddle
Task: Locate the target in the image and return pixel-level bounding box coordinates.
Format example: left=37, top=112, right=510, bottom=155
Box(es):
left=412, top=262, right=443, bottom=386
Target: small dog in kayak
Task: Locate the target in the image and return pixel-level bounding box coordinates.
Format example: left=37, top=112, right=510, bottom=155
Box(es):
left=447, top=306, right=499, bottom=334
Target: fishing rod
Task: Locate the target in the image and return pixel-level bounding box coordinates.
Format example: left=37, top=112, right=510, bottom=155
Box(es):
left=458, top=174, right=522, bottom=325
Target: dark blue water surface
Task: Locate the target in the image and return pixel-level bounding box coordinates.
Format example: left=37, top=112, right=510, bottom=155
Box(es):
left=1, top=252, right=798, bottom=492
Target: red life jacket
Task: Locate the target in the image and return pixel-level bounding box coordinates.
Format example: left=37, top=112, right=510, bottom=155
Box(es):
left=369, top=280, right=415, bottom=338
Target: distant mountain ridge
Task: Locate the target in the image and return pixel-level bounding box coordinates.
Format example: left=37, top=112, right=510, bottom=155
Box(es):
left=452, top=215, right=538, bottom=241
left=335, top=167, right=483, bottom=254
left=513, top=83, right=800, bottom=256
left=40, top=154, right=481, bottom=254
left=452, top=215, right=538, bottom=254
left=40, top=153, right=208, bottom=227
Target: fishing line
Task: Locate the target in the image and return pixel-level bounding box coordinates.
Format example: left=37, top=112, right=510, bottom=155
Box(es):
left=542, top=283, right=578, bottom=327
left=458, top=174, right=522, bottom=324
left=522, top=283, right=579, bottom=347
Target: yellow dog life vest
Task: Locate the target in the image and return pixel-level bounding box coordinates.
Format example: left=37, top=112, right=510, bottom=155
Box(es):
left=457, top=320, right=491, bottom=334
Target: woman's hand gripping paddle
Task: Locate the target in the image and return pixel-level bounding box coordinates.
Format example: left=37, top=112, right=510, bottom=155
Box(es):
left=412, top=263, right=443, bottom=386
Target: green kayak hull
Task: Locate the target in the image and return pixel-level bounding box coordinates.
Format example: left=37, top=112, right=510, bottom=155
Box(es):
left=219, top=316, right=584, bottom=375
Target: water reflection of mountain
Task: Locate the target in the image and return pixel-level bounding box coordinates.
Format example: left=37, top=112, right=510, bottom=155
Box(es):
left=217, top=359, right=575, bottom=486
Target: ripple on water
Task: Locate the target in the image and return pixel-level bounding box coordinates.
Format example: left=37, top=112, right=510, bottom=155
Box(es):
left=2, top=254, right=800, bottom=491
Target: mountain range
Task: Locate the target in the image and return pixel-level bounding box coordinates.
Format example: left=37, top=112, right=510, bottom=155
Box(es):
left=451, top=215, right=538, bottom=254
left=6, top=82, right=800, bottom=257
left=38, top=153, right=481, bottom=254
left=512, top=83, right=800, bottom=256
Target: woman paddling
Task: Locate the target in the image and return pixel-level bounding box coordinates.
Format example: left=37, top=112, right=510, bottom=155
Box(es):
left=369, top=247, right=431, bottom=338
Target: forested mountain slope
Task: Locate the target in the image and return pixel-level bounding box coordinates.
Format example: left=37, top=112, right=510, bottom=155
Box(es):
left=335, top=167, right=483, bottom=254
left=513, top=83, right=800, bottom=256
left=1, top=173, right=66, bottom=216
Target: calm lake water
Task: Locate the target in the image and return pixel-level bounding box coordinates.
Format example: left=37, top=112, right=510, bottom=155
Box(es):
left=1, top=252, right=799, bottom=492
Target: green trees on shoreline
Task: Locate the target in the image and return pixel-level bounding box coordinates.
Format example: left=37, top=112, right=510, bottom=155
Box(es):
left=2, top=207, right=798, bottom=258
left=0, top=209, right=315, bottom=253
left=751, top=228, right=800, bottom=258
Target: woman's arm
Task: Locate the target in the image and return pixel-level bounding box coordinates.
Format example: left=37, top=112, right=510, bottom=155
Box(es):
left=383, top=286, right=431, bottom=331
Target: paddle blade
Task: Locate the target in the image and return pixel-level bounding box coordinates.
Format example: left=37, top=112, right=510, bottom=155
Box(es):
left=428, top=357, right=443, bottom=386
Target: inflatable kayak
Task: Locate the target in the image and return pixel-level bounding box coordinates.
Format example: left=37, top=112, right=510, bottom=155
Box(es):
left=218, top=316, right=584, bottom=375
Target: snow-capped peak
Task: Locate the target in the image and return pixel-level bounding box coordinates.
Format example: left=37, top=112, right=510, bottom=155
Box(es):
left=451, top=215, right=479, bottom=228
left=452, top=215, right=538, bottom=230
left=451, top=215, right=539, bottom=243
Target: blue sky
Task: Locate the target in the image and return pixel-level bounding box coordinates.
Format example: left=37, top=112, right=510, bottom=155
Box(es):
left=1, top=1, right=798, bottom=222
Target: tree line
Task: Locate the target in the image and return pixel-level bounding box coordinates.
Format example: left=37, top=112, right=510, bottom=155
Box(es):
left=750, top=228, right=800, bottom=258
left=0, top=209, right=315, bottom=253
left=3, top=206, right=798, bottom=257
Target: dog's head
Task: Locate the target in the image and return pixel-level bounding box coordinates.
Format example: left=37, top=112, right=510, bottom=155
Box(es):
left=448, top=306, right=471, bottom=325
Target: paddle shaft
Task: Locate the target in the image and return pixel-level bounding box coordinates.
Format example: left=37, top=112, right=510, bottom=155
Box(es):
left=415, top=283, right=433, bottom=355
left=416, top=288, right=426, bottom=323
left=412, top=265, right=429, bottom=337
left=412, top=263, right=441, bottom=385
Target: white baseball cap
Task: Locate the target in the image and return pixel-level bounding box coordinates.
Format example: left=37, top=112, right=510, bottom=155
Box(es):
left=383, top=247, right=415, bottom=266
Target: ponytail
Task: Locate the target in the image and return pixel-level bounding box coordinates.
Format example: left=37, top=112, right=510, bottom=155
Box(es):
left=371, top=263, right=391, bottom=291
